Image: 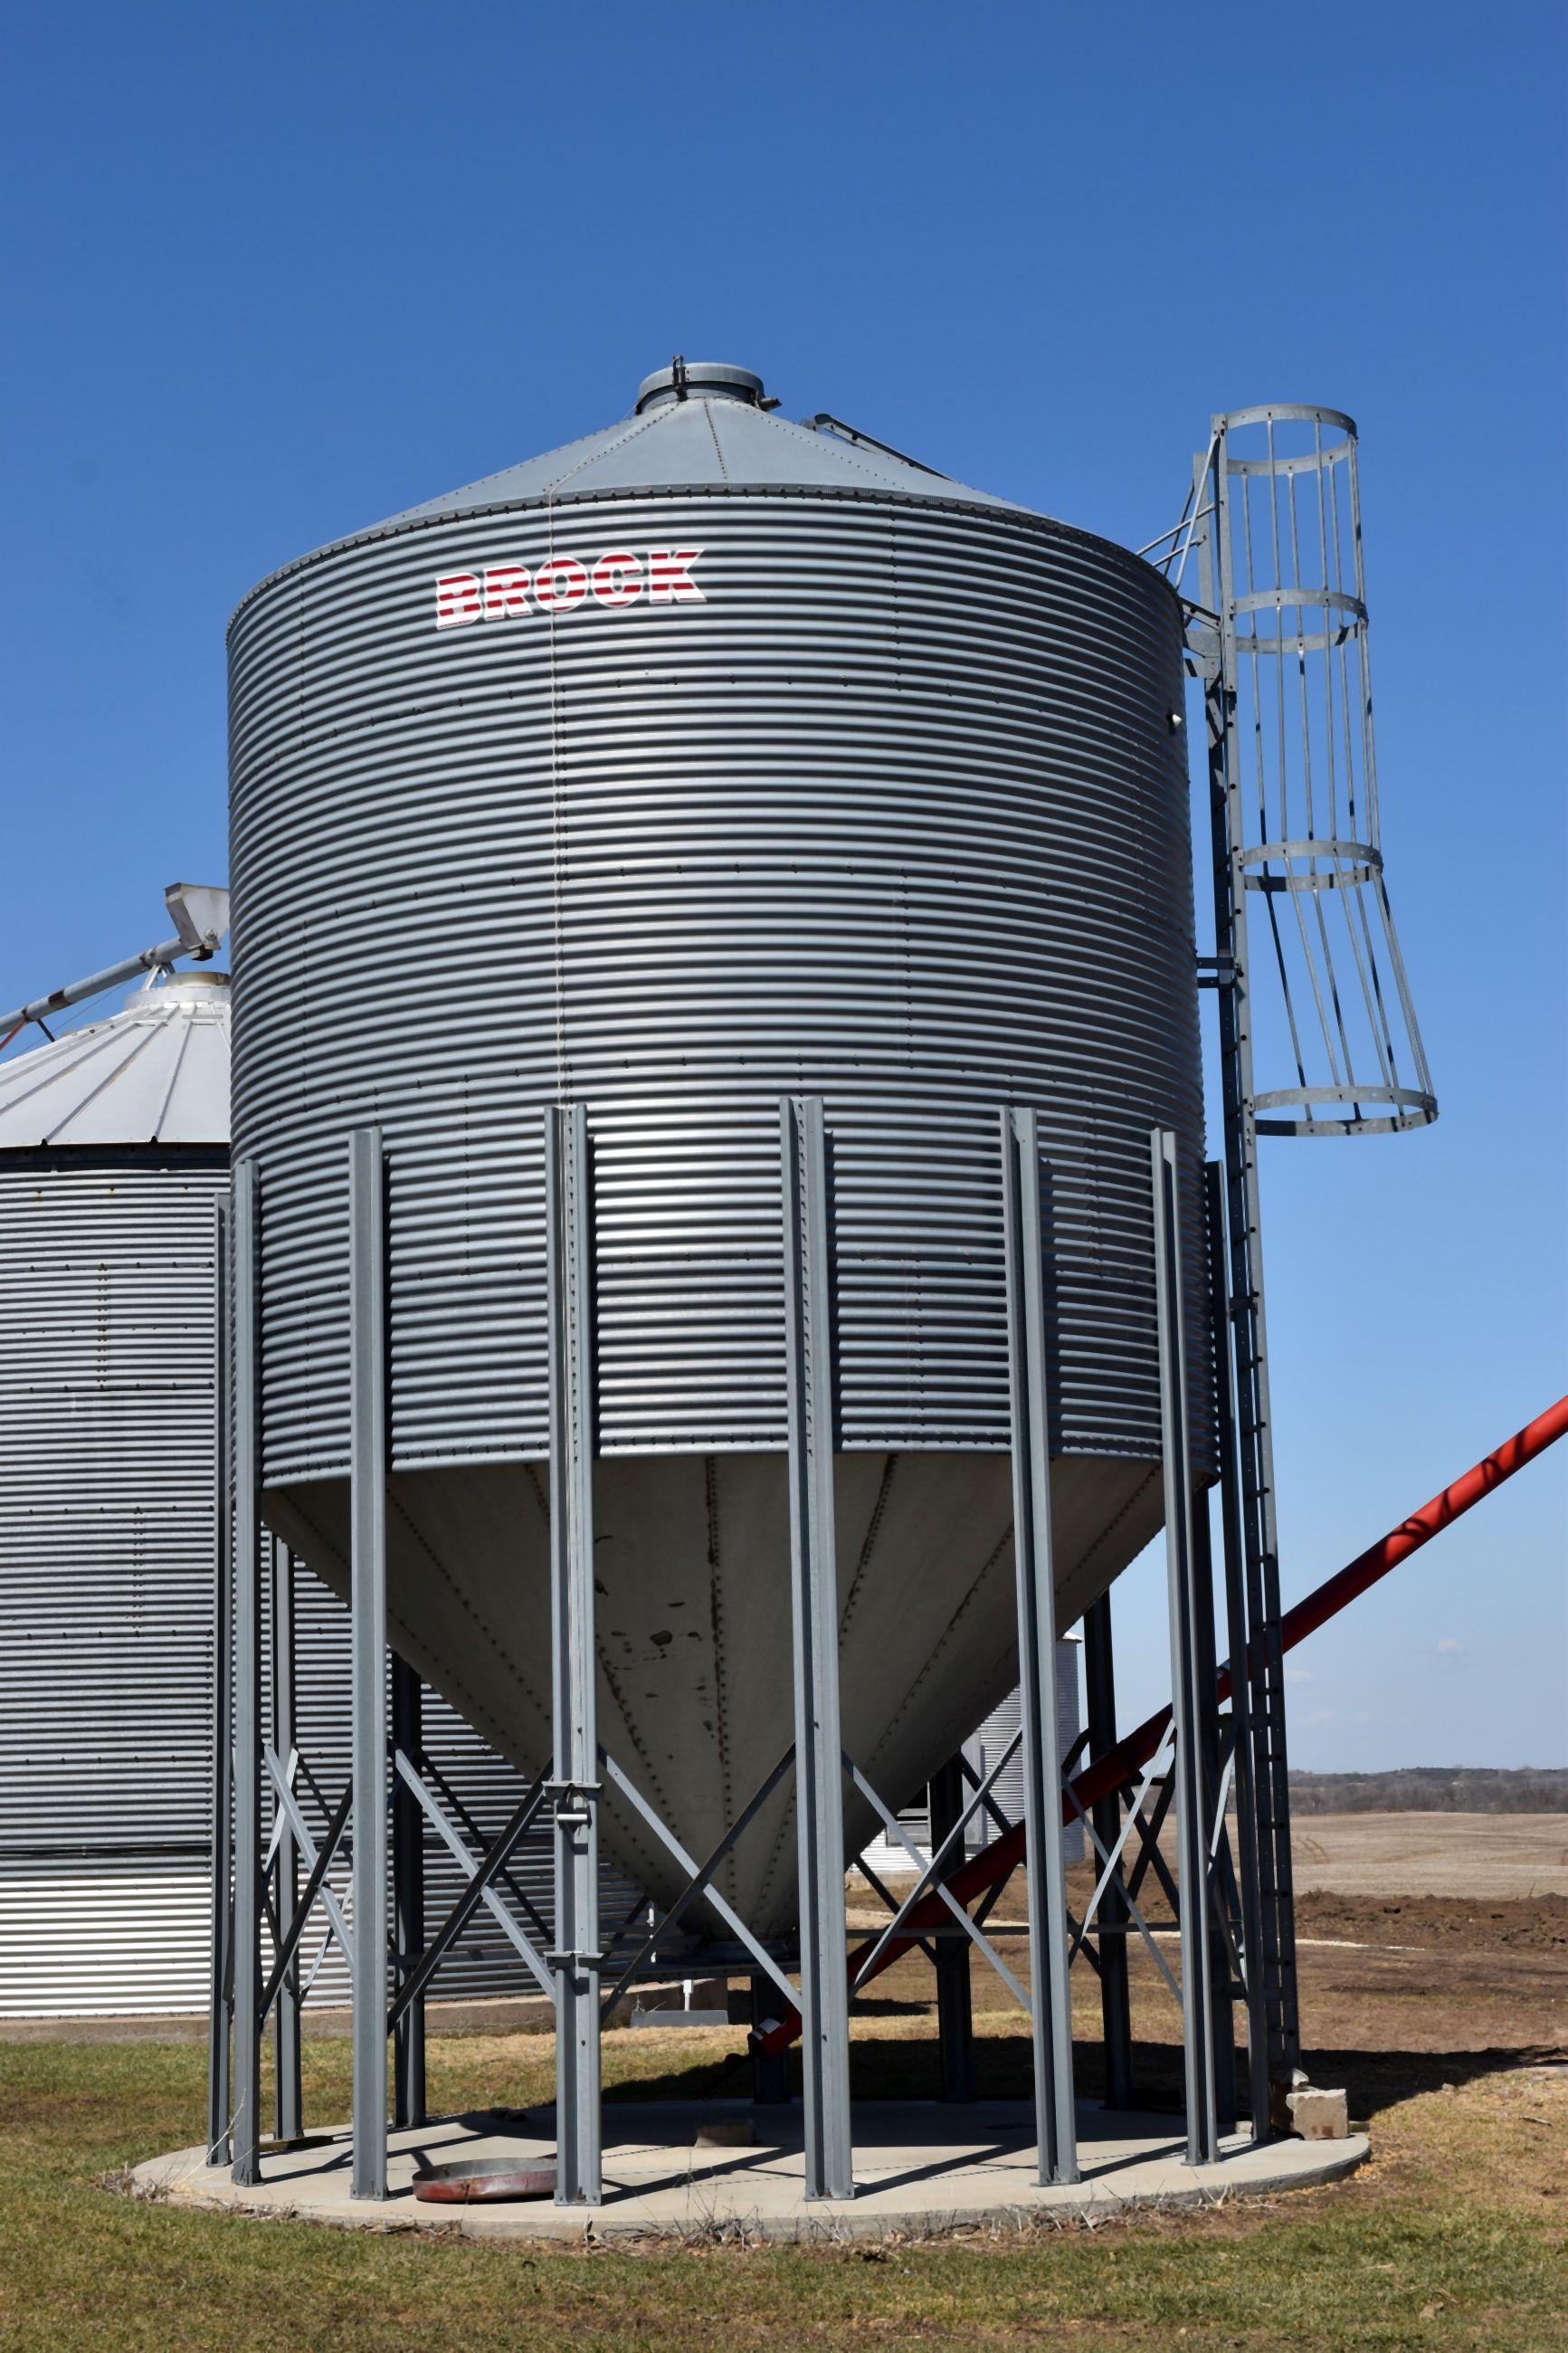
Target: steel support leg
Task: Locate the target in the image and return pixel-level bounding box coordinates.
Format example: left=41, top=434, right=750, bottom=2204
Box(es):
left=1001, top=1107, right=1079, bottom=2188
left=231, top=1162, right=262, bottom=2186
left=271, top=1538, right=302, bottom=2142
left=781, top=1095, right=854, bottom=2202
left=392, top=1653, right=426, bottom=2129
left=349, top=1128, right=388, bottom=2200
left=1191, top=1500, right=1237, bottom=2136
left=546, top=1103, right=602, bottom=2206
left=1206, top=1162, right=1270, bottom=2142
left=928, top=1757, right=975, bottom=2105
left=1082, top=1592, right=1134, bottom=2110
left=206, top=1199, right=233, bottom=2164
left=1152, top=1129, right=1218, bottom=2166
left=1183, top=1172, right=1235, bottom=2136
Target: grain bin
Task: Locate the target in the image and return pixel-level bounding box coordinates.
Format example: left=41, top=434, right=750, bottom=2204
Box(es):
left=228, top=360, right=1208, bottom=1939
left=0, top=970, right=231, bottom=2013
left=0, top=967, right=607, bottom=2017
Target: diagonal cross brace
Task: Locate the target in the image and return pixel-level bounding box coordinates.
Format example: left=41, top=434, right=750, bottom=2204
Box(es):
left=1063, top=1775, right=1183, bottom=2007
left=264, top=1743, right=355, bottom=1968
left=844, top=1753, right=1034, bottom=2019
left=851, top=1729, right=1023, bottom=1987
left=1072, top=1736, right=1171, bottom=1944
left=955, top=1748, right=1016, bottom=1846
left=599, top=1748, right=796, bottom=2010
left=1124, top=1777, right=1182, bottom=1920
left=393, top=1750, right=554, bottom=2000
left=974, top=1864, right=1022, bottom=1933
left=259, top=1779, right=353, bottom=2026
left=263, top=1747, right=298, bottom=1875
left=416, top=1747, right=553, bottom=1947
left=852, top=1850, right=938, bottom=1964
left=597, top=1745, right=795, bottom=2025
left=389, top=1777, right=552, bottom=2029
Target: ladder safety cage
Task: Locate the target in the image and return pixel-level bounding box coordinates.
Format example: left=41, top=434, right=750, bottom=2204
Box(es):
left=1183, top=403, right=1437, bottom=1138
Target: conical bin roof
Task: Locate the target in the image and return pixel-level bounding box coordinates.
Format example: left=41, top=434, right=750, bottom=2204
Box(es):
left=232, top=359, right=1032, bottom=618
left=381, top=386, right=1025, bottom=521
left=0, top=971, right=229, bottom=1149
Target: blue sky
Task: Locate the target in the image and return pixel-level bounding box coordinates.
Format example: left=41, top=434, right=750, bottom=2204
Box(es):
left=2, top=5, right=1563, bottom=1766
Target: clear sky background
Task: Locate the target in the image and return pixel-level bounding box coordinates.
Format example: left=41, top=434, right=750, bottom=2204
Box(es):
left=2, top=5, right=1563, bottom=1767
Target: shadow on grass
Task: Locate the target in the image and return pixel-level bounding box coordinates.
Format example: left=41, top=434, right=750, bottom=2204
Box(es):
left=1294, top=2041, right=1564, bottom=2120
left=588, top=2030, right=1563, bottom=2120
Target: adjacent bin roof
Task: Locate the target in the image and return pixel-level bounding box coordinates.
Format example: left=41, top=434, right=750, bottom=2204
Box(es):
left=0, top=970, right=229, bottom=1148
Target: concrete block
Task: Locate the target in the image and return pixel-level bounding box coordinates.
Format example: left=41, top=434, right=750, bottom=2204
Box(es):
left=694, top=2118, right=760, bottom=2147
left=1286, top=2086, right=1349, bottom=2140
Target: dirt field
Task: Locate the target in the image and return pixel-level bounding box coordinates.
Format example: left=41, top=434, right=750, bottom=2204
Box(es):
left=853, top=1806, right=1568, bottom=1915
left=853, top=1883, right=1567, bottom=2074
left=1288, top=1811, right=1568, bottom=1899
left=851, top=1813, right=1568, bottom=2071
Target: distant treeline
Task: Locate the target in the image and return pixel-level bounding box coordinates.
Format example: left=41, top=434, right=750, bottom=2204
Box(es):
left=1288, top=1767, right=1568, bottom=1815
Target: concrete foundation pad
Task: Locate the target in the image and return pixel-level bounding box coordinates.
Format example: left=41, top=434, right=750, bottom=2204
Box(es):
left=132, top=2100, right=1369, bottom=2243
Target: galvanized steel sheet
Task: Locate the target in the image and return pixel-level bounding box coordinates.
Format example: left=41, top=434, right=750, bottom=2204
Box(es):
left=231, top=453, right=1208, bottom=1485
left=0, top=1157, right=228, bottom=1868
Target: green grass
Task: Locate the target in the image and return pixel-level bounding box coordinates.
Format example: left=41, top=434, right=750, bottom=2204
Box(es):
left=1, top=2028, right=1563, bottom=2351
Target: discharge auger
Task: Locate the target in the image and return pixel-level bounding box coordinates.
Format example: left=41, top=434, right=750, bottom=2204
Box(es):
left=755, top=1394, right=1568, bottom=2060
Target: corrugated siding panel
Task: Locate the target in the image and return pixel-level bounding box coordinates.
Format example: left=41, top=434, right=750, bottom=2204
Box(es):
left=0, top=1161, right=225, bottom=1863
left=0, top=1863, right=214, bottom=2015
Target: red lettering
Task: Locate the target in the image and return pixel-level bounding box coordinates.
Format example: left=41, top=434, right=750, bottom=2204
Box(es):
left=435, top=548, right=705, bottom=626
left=484, top=565, right=529, bottom=618
left=591, top=549, right=643, bottom=608
left=535, top=556, right=589, bottom=613
left=435, top=573, right=482, bottom=629
left=648, top=547, right=705, bottom=604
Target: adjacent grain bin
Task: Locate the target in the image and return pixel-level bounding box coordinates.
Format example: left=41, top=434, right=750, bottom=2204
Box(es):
left=228, top=359, right=1208, bottom=1948
left=0, top=971, right=230, bottom=2013
left=0, top=968, right=605, bottom=2018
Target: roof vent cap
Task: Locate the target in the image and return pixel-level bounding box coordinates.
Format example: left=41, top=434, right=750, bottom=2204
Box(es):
left=635, top=358, right=769, bottom=414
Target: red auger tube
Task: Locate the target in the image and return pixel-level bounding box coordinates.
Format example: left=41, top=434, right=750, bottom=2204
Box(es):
left=755, top=1393, right=1568, bottom=2059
